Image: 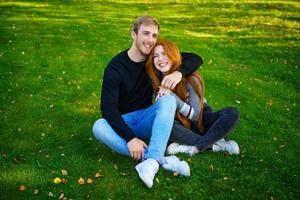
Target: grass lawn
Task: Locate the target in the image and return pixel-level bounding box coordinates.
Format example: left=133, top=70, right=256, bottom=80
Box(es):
left=0, top=0, right=299, bottom=199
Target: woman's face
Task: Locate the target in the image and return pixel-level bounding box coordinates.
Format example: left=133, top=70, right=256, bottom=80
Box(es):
left=153, top=45, right=172, bottom=73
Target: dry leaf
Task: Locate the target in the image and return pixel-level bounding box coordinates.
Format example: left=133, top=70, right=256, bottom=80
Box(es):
left=19, top=185, right=26, bottom=191
left=113, top=163, right=118, bottom=170
left=95, top=172, right=103, bottom=178
left=59, top=193, right=64, bottom=199
left=61, top=169, right=68, bottom=176
left=87, top=178, right=93, bottom=184
left=33, top=189, right=39, bottom=195
left=13, top=157, right=22, bottom=164
left=61, top=178, right=68, bottom=184
left=78, top=177, right=85, bottom=185
left=210, top=164, right=214, bottom=172
left=238, top=160, right=242, bottom=166
left=53, top=177, right=62, bottom=184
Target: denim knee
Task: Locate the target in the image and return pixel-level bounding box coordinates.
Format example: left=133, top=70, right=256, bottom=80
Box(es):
left=226, top=107, right=240, bottom=124
left=92, top=118, right=107, bottom=143
left=157, top=94, right=177, bottom=111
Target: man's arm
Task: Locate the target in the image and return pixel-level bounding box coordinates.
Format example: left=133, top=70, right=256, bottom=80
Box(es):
left=101, top=67, right=146, bottom=160
left=180, top=52, right=203, bottom=76
left=101, top=67, right=136, bottom=142
left=161, top=53, right=203, bottom=89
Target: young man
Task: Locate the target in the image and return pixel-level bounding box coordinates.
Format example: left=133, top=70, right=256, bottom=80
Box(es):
left=92, top=16, right=202, bottom=188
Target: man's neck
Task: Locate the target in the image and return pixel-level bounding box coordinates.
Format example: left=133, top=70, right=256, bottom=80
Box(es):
left=127, top=46, right=146, bottom=63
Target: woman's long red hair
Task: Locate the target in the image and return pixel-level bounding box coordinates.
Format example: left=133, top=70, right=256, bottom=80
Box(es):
left=146, top=39, right=205, bottom=132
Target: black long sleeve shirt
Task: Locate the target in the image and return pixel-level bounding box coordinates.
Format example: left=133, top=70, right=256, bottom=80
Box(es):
left=100, top=49, right=203, bottom=142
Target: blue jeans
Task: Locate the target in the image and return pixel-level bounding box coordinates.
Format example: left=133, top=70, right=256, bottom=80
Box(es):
left=92, top=95, right=176, bottom=163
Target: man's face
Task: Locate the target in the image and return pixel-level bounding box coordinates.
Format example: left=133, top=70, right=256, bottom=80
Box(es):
left=132, top=24, right=159, bottom=57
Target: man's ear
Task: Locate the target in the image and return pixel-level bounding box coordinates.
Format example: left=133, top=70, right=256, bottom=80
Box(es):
left=131, top=30, right=136, bottom=40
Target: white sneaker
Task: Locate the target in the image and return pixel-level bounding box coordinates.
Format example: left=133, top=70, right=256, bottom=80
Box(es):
left=162, top=156, right=191, bottom=176
left=166, top=142, right=197, bottom=156
left=215, top=138, right=226, bottom=144
left=135, top=158, right=159, bottom=188
left=212, top=139, right=240, bottom=155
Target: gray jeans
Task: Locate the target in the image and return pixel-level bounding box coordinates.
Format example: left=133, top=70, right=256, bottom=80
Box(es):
left=169, top=104, right=240, bottom=152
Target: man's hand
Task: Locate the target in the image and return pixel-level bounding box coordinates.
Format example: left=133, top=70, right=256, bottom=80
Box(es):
left=161, top=71, right=182, bottom=89
left=127, top=138, right=148, bottom=161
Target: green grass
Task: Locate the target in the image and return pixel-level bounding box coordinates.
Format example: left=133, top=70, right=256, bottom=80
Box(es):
left=0, top=0, right=299, bottom=199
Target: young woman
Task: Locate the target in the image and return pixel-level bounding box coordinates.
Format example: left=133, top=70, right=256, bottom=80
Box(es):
left=146, top=39, right=240, bottom=156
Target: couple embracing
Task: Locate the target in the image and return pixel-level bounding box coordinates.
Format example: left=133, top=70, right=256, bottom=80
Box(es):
left=92, top=16, right=240, bottom=188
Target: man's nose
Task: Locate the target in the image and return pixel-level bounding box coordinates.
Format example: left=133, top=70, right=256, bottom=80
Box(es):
left=147, top=35, right=155, bottom=43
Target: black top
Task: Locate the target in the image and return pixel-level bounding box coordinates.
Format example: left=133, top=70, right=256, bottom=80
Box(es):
left=100, top=49, right=203, bottom=142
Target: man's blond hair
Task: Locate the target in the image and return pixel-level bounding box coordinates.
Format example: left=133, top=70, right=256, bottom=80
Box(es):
left=133, top=16, right=160, bottom=33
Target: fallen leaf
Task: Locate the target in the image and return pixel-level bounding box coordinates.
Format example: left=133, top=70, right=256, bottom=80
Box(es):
left=13, top=157, right=22, bottom=164
left=173, top=172, right=179, bottom=176
left=78, top=177, right=85, bottom=185
left=53, top=177, right=62, bottom=184
left=95, top=172, right=103, bottom=178
left=59, top=193, right=64, bottom=199
left=61, top=178, right=68, bottom=184
left=19, top=185, right=26, bottom=191
left=49, top=192, right=54, bottom=197
left=224, top=152, right=230, bottom=157
left=33, top=189, right=39, bottom=195
left=113, top=163, right=118, bottom=170
left=210, top=164, right=214, bottom=172
left=87, top=178, right=93, bottom=184
left=238, top=160, right=242, bottom=166
left=61, top=169, right=68, bottom=176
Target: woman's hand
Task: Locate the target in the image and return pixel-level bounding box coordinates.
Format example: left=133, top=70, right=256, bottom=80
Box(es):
left=155, top=86, right=172, bottom=101
left=161, top=71, right=182, bottom=89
